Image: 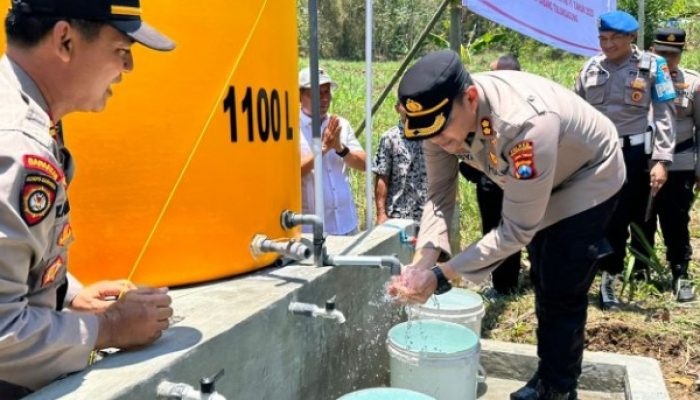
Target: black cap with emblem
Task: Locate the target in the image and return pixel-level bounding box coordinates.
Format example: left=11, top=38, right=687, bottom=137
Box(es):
left=653, top=27, right=685, bottom=54
left=10, top=0, right=175, bottom=51
left=398, top=49, right=471, bottom=141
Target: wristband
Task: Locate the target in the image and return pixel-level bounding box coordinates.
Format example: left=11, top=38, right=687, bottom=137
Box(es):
left=335, top=146, right=350, bottom=157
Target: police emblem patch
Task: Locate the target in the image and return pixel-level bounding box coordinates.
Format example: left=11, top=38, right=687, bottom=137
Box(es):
left=21, top=174, right=57, bottom=226
left=509, top=140, right=537, bottom=180
left=406, top=99, right=423, bottom=113
left=42, top=256, right=64, bottom=287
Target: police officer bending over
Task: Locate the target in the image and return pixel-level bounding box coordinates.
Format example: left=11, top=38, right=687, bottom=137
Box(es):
left=642, top=28, right=698, bottom=302
left=575, top=11, right=677, bottom=310
left=388, top=50, right=624, bottom=400
left=0, top=0, right=175, bottom=396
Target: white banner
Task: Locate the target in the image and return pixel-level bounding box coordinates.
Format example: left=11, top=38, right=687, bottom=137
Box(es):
left=463, top=0, right=617, bottom=56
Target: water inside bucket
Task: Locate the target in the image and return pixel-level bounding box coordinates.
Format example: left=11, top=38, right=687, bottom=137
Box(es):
left=337, top=387, right=436, bottom=399
left=388, top=320, right=479, bottom=356
left=388, top=320, right=480, bottom=400
left=408, top=289, right=485, bottom=336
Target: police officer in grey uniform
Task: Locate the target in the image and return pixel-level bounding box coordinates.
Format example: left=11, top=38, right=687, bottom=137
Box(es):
left=0, top=0, right=175, bottom=396
left=575, top=11, right=676, bottom=310
left=643, top=28, right=699, bottom=302
left=388, top=50, right=624, bottom=400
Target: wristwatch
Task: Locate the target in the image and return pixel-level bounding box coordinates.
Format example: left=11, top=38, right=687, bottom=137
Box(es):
left=335, top=145, right=350, bottom=157
left=431, top=265, right=452, bottom=295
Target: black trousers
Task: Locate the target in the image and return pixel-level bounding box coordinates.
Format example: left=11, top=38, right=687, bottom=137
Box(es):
left=475, top=174, right=521, bottom=293
left=639, top=170, right=695, bottom=267
left=599, top=145, right=650, bottom=275
left=459, top=163, right=521, bottom=293
left=527, top=193, right=618, bottom=392
left=0, top=381, right=32, bottom=400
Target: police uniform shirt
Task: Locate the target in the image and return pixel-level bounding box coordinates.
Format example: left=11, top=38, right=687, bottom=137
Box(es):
left=416, top=71, right=625, bottom=283
left=668, top=67, right=700, bottom=175
left=0, top=55, right=98, bottom=390
left=575, top=46, right=676, bottom=161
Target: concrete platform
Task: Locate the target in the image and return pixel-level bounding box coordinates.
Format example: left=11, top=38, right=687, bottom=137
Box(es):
left=27, top=219, right=669, bottom=400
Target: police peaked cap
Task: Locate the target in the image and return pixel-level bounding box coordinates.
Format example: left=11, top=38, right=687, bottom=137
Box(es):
left=398, top=50, right=471, bottom=141
left=11, top=0, right=175, bottom=51
left=653, top=27, right=686, bottom=53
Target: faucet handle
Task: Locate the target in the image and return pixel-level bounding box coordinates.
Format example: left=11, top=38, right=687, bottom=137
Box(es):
left=200, top=368, right=225, bottom=394
left=325, top=296, right=336, bottom=311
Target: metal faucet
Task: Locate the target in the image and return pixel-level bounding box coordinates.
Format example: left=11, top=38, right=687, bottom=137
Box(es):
left=280, top=210, right=326, bottom=267
left=288, top=296, right=346, bottom=324
left=250, top=234, right=311, bottom=260
left=157, top=369, right=226, bottom=400
left=325, top=254, right=402, bottom=276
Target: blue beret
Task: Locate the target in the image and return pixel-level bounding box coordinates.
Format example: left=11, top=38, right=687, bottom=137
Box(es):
left=597, top=11, right=639, bottom=33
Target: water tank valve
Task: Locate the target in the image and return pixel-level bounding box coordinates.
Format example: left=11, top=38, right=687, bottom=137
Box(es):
left=200, top=369, right=225, bottom=394
left=325, top=296, right=336, bottom=312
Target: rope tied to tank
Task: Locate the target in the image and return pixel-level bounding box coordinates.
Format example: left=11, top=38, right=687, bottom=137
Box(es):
left=119, top=0, right=270, bottom=296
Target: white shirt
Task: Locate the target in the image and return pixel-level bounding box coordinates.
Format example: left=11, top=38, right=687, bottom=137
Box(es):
left=299, top=110, right=362, bottom=235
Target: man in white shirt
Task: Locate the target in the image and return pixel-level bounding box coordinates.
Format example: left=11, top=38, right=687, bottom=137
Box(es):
left=299, top=67, right=366, bottom=235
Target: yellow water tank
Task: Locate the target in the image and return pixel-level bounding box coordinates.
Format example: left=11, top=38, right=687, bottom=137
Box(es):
left=1, top=0, right=301, bottom=287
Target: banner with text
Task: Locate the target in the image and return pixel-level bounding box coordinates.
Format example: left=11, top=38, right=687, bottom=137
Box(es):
left=463, top=0, right=617, bottom=56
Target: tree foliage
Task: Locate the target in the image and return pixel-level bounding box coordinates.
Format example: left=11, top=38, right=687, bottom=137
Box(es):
left=297, top=0, right=700, bottom=60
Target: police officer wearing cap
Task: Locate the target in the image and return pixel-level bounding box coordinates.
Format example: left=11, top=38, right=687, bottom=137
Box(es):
left=0, top=0, right=174, bottom=395
left=575, top=11, right=677, bottom=310
left=641, top=27, right=698, bottom=302
left=388, top=50, right=624, bottom=400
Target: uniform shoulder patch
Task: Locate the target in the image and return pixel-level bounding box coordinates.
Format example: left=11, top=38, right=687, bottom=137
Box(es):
left=509, top=140, right=537, bottom=180
left=20, top=174, right=57, bottom=226
left=23, top=155, right=64, bottom=185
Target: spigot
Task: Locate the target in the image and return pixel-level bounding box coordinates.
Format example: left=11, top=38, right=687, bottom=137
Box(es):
left=326, top=296, right=336, bottom=311
left=156, top=369, right=226, bottom=400
left=289, top=297, right=346, bottom=324
left=250, top=234, right=311, bottom=260
left=280, top=210, right=326, bottom=267
left=324, top=254, right=402, bottom=276
left=200, top=369, right=224, bottom=395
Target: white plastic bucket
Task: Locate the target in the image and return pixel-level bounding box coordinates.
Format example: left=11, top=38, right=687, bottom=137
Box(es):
left=337, top=388, right=436, bottom=400
left=387, top=320, right=480, bottom=400
left=407, top=288, right=485, bottom=336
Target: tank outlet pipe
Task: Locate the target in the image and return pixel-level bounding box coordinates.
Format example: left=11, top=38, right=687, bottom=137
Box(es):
left=288, top=296, right=346, bottom=324
left=280, top=210, right=326, bottom=267
left=156, top=369, right=226, bottom=400
left=250, top=234, right=311, bottom=261
left=325, top=255, right=402, bottom=276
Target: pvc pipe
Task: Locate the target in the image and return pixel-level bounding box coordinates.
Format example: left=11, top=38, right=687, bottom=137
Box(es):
left=364, top=0, right=374, bottom=231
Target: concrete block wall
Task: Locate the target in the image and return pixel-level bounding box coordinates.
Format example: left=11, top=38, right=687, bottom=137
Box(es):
left=29, top=220, right=415, bottom=400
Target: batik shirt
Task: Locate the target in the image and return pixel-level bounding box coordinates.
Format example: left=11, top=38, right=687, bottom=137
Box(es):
left=372, top=124, right=427, bottom=221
